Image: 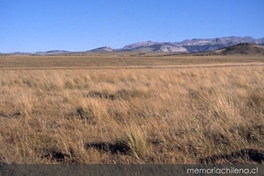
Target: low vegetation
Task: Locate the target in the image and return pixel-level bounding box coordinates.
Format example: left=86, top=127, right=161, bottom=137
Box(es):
left=0, top=54, right=263, bottom=68
left=0, top=64, right=263, bottom=164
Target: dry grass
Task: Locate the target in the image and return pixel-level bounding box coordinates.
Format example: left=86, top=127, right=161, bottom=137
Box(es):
left=0, top=54, right=263, bottom=68
left=0, top=57, right=264, bottom=164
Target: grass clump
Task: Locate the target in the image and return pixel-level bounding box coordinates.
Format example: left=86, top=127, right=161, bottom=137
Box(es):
left=119, top=128, right=149, bottom=158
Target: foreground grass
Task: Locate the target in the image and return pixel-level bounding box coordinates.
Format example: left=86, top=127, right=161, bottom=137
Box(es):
left=0, top=66, right=263, bottom=164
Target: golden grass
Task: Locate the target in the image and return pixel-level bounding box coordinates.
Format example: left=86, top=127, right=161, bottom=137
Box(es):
left=0, top=54, right=263, bottom=68
left=0, top=64, right=263, bottom=164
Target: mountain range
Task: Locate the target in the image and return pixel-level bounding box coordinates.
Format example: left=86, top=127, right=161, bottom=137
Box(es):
left=2, top=36, right=264, bottom=55
left=112, top=36, right=264, bottom=53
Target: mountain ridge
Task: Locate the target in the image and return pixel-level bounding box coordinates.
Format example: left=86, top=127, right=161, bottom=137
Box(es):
left=1, top=36, right=264, bottom=55
left=119, top=36, right=264, bottom=53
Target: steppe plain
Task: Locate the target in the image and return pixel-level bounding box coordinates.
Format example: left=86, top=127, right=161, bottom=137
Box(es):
left=0, top=52, right=263, bottom=164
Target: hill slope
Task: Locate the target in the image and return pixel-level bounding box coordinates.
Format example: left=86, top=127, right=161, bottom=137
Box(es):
left=216, top=43, right=264, bottom=55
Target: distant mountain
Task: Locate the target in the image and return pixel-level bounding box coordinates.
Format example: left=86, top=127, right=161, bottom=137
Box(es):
left=119, top=36, right=264, bottom=53
left=89, top=46, right=113, bottom=52
left=3, top=52, right=33, bottom=55
left=1, top=36, right=264, bottom=55
left=120, top=41, right=188, bottom=52
left=122, top=41, right=158, bottom=50
left=35, top=50, right=70, bottom=55
left=215, top=43, right=264, bottom=55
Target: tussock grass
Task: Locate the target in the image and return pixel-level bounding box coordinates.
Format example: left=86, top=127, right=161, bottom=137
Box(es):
left=0, top=66, right=263, bottom=163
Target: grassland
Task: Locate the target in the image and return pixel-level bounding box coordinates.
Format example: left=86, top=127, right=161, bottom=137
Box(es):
left=0, top=54, right=263, bottom=164
left=1, top=54, right=263, bottom=69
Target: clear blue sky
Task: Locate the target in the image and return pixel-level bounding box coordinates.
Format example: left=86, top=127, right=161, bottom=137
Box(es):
left=0, top=0, right=263, bottom=52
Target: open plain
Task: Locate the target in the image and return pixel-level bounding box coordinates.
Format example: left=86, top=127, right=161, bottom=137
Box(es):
left=0, top=53, right=263, bottom=164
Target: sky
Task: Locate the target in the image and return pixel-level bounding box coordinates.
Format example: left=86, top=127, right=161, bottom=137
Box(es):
left=0, top=0, right=263, bottom=52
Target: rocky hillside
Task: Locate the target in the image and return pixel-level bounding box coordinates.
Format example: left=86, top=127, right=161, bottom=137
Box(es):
left=119, top=36, right=264, bottom=53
